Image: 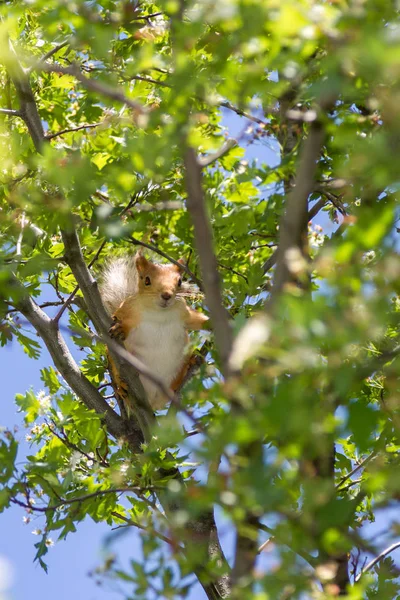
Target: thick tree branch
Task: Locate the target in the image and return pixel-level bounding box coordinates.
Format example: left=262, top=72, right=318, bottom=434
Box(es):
left=15, top=287, right=130, bottom=443
left=53, top=239, right=107, bottom=324
left=262, top=196, right=330, bottom=275
left=184, top=147, right=233, bottom=377
left=2, top=39, right=46, bottom=152
left=271, top=91, right=350, bottom=595
left=54, top=322, right=207, bottom=436
left=271, top=96, right=335, bottom=301
left=230, top=441, right=262, bottom=596
left=60, top=227, right=155, bottom=439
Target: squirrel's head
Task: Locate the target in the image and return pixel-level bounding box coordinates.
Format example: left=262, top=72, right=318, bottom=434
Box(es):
left=136, top=254, right=185, bottom=309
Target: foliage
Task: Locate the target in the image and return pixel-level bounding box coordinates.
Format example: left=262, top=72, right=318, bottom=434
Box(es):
left=1, top=0, right=400, bottom=599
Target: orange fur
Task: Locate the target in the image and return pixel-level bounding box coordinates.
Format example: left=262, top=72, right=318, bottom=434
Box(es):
left=104, top=254, right=209, bottom=411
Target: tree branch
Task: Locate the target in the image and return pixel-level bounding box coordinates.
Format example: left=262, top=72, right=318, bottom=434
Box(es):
left=35, top=40, right=70, bottom=67
left=0, top=108, right=21, bottom=116
left=271, top=95, right=336, bottom=300
left=127, top=237, right=203, bottom=289
left=136, top=200, right=184, bottom=212
left=14, top=285, right=129, bottom=443
left=46, top=122, right=102, bottom=140
left=184, top=147, right=233, bottom=377
left=111, top=511, right=177, bottom=547
left=11, top=486, right=156, bottom=513
left=60, top=227, right=155, bottom=439
left=219, top=100, right=271, bottom=128
left=262, top=195, right=331, bottom=274
left=1, top=39, right=46, bottom=152
left=34, top=62, right=146, bottom=114
left=337, top=451, right=378, bottom=489
left=56, top=322, right=207, bottom=436
left=53, top=239, right=107, bottom=324
left=230, top=441, right=262, bottom=595
left=355, top=541, right=400, bottom=582
left=198, top=138, right=237, bottom=168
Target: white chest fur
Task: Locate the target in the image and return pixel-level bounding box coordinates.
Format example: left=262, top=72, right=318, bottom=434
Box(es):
left=124, top=306, right=187, bottom=409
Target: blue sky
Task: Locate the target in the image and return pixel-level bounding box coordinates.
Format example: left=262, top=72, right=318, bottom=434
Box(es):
left=1, top=107, right=399, bottom=600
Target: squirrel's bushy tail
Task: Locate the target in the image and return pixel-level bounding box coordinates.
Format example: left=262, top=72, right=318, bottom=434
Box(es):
left=100, top=256, right=138, bottom=314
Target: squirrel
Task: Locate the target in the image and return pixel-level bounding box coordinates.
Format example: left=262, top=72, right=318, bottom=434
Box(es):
left=100, top=253, right=209, bottom=410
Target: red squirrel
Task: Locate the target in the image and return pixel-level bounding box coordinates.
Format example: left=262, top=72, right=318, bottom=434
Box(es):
left=100, top=253, right=209, bottom=410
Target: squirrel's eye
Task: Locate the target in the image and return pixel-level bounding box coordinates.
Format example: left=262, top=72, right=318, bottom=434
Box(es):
left=145, top=276, right=151, bottom=286
left=178, top=278, right=182, bottom=287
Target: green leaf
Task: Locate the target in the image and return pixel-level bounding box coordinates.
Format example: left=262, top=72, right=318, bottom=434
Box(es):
left=15, top=389, right=40, bottom=424
left=40, top=366, right=61, bottom=394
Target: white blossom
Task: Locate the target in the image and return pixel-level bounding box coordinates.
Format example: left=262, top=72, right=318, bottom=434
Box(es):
left=37, top=390, right=51, bottom=415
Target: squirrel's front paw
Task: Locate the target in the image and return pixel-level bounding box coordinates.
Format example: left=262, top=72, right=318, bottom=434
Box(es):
left=109, top=317, right=126, bottom=341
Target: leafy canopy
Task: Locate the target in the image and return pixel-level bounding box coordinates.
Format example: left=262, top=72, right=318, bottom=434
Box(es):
left=1, top=0, right=400, bottom=599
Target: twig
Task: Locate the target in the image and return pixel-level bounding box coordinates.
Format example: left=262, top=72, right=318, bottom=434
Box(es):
left=129, top=74, right=170, bottom=87
left=217, top=261, right=248, bottom=284
left=111, top=511, right=177, bottom=547
left=0, top=108, right=21, bottom=116
left=121, top=70, right=272, bottom=136
left=15, top=212, right=27, bottom=256
left=337, top=478, right=362, bottom=493
left=198, top=138, right=237, bottom=168
left=48, top=419, right=109, bottom=468
left=251, top=243, right=276, bottom=250
left=11, top=485, right=157, bottom=513
left=35, top=62, right=146, bottom=114
left=6, top=301, right=64, bottom=315
left=258, top=537, right=274, bottom=554
left=64, top=322, right=207, bottom=436
left=308, top=197, right=328, bottom=221
left=136, top=201, right=184, bottom=212
left=98, top=382, right=113, bottom=391
left=46, top=122, right=102, bottom=140
left=127, top=237, right=203, bottom=289
left=53, top=239, right=107, bottom=324
left=219, top=101, right=270, bottom=128
left=263, top=249, right=278, bottom=274
left=132, top=11, right=164, bottom=20
left=35, top=41, right=70, bottom=67
left=355, top=541, right=400, bottom=582
left=337, top=451, right=377, bottom=488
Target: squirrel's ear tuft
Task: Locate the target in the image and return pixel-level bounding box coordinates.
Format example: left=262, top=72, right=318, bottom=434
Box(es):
left=136, top=254, right=149, bottom=273
left=174, top=257, right=186, bottom=271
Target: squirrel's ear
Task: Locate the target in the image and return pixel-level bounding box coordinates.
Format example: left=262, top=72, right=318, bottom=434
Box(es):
left=135, top=254, right=149, bottom=273
left=174, top=257, right=186, bottom=271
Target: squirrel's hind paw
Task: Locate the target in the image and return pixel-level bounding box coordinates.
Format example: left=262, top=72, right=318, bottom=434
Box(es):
left=109, top=317, right=127, bottom=341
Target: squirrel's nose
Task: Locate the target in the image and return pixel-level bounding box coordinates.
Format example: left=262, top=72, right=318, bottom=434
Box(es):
left=161, top=293, right=172, bottom=301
